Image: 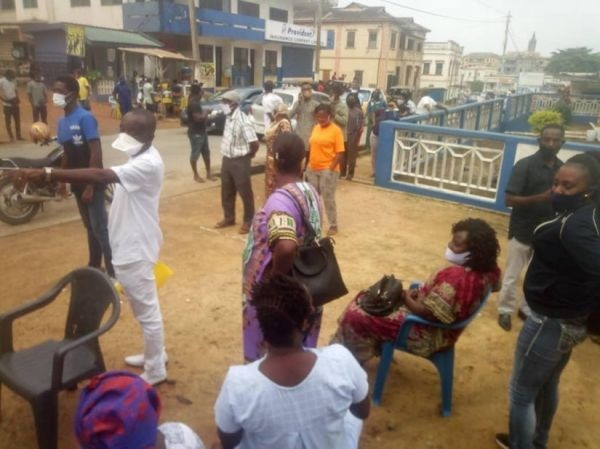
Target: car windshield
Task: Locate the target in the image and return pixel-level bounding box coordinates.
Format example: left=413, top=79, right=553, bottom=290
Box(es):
left=276, top=93, right=294, bottom=106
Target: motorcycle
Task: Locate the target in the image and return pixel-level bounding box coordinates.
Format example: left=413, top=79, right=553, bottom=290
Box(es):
left=0, top=140, right=113, bottom=225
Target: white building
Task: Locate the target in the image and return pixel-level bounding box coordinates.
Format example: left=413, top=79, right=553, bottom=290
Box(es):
left=420, top=40, right=463, bottom=101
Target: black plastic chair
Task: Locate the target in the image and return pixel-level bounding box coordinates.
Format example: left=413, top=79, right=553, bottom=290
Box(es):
left=0, top=267, right=120, bottom=449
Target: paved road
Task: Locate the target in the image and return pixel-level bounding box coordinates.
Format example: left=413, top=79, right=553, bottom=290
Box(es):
left=0, top=128, right=266, bottom=236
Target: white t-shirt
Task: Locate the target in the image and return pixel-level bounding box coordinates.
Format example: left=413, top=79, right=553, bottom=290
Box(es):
left=416, top=96, right=437, bottom=115
left=262, top=92, right=283, bottom=129
left=143, top=82, right=154, bottom=104
left=109, top=146, right=164, bottom=266
left=214, top=344, right=368, bottom=449
left=158, top=422, right=206, bottom=449
left=0, top=77, right=17, bottom=106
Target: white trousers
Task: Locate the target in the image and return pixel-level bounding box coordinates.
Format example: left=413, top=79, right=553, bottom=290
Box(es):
left=115, top=260, right=167, bottom=375
left=497, top=237, right=533, bottom=315
left=344, top=412, right=363, bottom=449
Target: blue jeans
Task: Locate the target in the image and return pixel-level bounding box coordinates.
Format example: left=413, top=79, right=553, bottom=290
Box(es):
left=509, top=312, right=587, bottom=449
left=74, top=186, right=114, bottom=277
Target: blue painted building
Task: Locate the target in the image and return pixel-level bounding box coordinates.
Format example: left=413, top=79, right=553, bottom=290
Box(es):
left=123, top=0, right=322, bottom=88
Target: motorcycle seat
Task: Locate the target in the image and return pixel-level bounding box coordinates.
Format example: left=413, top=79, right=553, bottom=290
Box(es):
left=1, top=156, right=54, bottom=169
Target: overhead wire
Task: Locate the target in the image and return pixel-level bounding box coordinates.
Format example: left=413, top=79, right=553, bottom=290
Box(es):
left=378, top=0, right=506, bottom=23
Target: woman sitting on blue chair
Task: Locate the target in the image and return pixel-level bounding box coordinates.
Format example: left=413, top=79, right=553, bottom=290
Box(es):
left=332, top=218, right=501, bottom=364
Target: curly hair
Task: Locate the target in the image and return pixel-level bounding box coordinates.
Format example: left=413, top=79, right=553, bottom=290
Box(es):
left=451, top=218, right=500, bottom=272
left=252, top=274, right=313, bottom=348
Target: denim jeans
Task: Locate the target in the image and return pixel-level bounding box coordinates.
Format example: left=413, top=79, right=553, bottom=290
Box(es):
left=509, top=311, right=587, bottom=449
left=74, top=186, right=114, bottom=277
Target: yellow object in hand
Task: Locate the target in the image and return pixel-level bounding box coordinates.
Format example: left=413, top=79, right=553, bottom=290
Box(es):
left=114, top=261, right=174, bottom=294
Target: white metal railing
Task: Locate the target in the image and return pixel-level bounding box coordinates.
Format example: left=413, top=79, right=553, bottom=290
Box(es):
left=531, top=95, right=600, bottom=116
left=392, top=133, right=504, bottom=200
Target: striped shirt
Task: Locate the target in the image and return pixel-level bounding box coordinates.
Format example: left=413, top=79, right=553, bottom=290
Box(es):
left=220, top=108, right=258, bottom=158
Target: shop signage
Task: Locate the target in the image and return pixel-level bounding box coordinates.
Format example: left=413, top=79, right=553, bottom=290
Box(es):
left=265, top=20, right=326, bottom=46
left=66, top=25, right=85, bottom=57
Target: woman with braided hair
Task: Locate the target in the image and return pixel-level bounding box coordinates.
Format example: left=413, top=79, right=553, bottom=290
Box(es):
left=214, top=274, right=370, bottom=449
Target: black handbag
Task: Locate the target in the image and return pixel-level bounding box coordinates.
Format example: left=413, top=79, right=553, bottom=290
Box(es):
left=357, top=275, right=404, bottom=317
left=283, top=190, right=348, bottom=307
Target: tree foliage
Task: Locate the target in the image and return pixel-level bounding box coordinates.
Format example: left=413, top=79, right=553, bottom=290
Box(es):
left=528, top=110, right=564, bottom=133
left=546, top=47, right=600, bottom=74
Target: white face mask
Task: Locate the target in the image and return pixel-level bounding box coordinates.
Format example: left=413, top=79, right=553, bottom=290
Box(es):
left=444, top=246, right=471, bottom=266
left=221, top=103, right=232, bottom=115
left=111, top=132, right=145, bottom=157
left=52, top=92, right=67, bottom=108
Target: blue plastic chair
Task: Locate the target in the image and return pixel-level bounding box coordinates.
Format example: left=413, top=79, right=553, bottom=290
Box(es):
left=372, top=287, right=492, bottom=417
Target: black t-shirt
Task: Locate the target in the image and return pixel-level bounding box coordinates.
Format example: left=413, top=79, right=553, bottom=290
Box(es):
left=525, top=204, right=600, bottom=319
left=505, top=151, right=562, bottom=245
left=187, top=99, right=206, bottom=135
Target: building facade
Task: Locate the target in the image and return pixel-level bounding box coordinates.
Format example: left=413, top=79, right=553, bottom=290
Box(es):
left=123, top=0, right=320, bottom=88
left=420, top=40, right=463, bottom=101
left=302, top=2, right=428, bottom=89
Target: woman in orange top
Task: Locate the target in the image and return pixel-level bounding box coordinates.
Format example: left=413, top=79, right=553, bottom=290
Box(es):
left=305, top=103, right=345, bottom=236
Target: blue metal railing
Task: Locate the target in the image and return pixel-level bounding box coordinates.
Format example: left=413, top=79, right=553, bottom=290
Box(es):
left=375, top=121, right=600, bottom=213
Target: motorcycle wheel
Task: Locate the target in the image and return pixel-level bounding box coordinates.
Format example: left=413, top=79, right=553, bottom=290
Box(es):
left=0, top=177, right=41, bottom=225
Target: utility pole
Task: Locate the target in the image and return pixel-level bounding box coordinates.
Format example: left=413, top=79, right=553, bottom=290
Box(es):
left=314, top=0, right=322, bottom=81
left=188, top=0, right=200, bottom=81
left=501, top=11, right=511, bottom=74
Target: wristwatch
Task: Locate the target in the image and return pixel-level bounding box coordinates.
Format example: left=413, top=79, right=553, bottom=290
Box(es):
left=44, top=167, right=53, bottom=182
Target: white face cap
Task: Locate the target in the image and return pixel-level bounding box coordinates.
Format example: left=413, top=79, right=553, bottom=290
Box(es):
left=221, top=90, right=241, bottom=104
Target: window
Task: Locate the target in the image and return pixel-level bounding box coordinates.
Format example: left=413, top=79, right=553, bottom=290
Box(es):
left=101, top=0, right=122, bottom=5
left=1, top=0, right=15, bottom=9
left=413, top=67, right=420, bottom=87
left=407, top=39, right=415, bottom=51
left=423, top=62, right=430, bottom=75
left=238, top=0, right=259, bottom=18
left=354, top=70, right=363, bottom=85
left=70, top=0, right=90, bottom=5
left=265, top=50, right=277, bottom=76
left=435, top=62, right=444, bottom=75
left=346, top=30, right=355, bottom=48
left=405, top=66, right=412, bottom=85
left=327, top=30, right=335, bottom=49
left=417, top=42, right=422, bottom=52
left=399, top=33, right=406, bottom=50
left=368, top=31, right=378, bottom=49
left=269, top=7, right=288, bottom=22
left=23, top=0, right=37, bottom=7
left=390, top=32, right=397, bottom=50
left=203, top=0, right=225, bottom=11
left=199, top=45, right=213, bottom=62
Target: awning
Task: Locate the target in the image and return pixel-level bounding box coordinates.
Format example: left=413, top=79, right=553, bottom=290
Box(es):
left=118, top=47, right=194, bottom=61
left=85, top=26, right=161, bottom=48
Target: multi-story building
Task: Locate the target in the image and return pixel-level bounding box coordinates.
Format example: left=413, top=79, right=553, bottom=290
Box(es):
left=503, top=34, right=547, bottom=75
left=124, top=0, right=321, bottom=88
left=298, top=2, right=428, bottom=89
left=420, top=40, right=463, bottom=101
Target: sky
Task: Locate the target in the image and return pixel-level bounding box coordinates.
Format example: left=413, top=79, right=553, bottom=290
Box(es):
left=336, top=0, right=599, bottom=56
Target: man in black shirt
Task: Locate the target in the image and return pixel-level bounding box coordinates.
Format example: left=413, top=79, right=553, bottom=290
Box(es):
left=497, top=124, right=564, bottom=331
left=186, top=84, right=215, bottom=182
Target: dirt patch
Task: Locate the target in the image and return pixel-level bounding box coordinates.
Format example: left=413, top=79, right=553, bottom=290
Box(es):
left=0, top=173, right=598, bottom=449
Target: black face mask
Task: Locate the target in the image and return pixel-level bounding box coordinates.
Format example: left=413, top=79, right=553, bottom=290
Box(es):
left=551, top=191, right=590, bottom=213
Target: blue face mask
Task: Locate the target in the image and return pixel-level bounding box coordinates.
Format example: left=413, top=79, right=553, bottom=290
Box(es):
left=551, top=191, right=590, bottom=213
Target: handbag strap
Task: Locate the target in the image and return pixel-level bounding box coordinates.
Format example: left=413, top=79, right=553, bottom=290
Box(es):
left=280, top=185, right=317, bottom=243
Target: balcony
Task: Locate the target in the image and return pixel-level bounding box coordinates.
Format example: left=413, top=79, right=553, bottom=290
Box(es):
left=123, top=1, right=265, bottom=42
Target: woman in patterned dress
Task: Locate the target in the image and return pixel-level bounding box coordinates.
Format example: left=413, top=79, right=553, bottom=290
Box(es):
left=242, top=133, right=323, bottom=362
left=332, top=218, right=501, bottom=364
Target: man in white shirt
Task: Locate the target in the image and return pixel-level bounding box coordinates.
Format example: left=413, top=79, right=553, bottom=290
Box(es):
left=0, top=69, right=23, bottom=141
left=143, top=77, right=155, bottom=112
left=10, top=109, right=168, bottom=385
left=261, top=80, right=282, bottom=130
left=415, top=90, right=448, bottom=116
left=214, top=90, right=259, bottom=234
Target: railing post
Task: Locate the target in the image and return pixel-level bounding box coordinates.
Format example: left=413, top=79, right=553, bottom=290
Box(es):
left=375, top=121, right=397, bottom=188
left=475, top=104, right=482, bottom=130
left=495, top=138, right=518, bottom=212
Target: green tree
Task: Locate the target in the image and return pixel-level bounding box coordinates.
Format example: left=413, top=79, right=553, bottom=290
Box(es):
left=546, top=47, right=600, bottom=74
left=468, top=80, right=484, bottom=92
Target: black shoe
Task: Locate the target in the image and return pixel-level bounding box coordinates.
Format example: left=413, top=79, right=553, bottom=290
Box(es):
left=495, top=433, right=510, bottom=449
left=498, top=314, right=512, bottom=331
left=517, top=309, right=529, bottom=322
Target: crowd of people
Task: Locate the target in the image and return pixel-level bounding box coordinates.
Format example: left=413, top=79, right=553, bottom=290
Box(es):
left=6, top=72, right=600, bottom=449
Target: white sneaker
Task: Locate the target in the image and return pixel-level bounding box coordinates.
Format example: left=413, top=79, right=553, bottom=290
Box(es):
left=140, top=370, right=167, bottom=386
left=124, top=352, right=169, bottom=368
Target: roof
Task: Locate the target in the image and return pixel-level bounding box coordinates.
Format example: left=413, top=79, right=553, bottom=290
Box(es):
left=321, top=2, right=429, bottom=33
left=464, top=52, right=501, bottom=59
left=118, top=47, right=193, bottom=60
left=19, top=22, right=161, bottom=48
left=85, top=26, right=161, bottom=47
